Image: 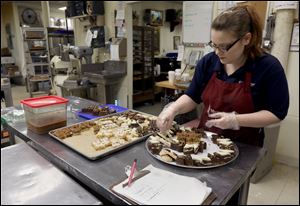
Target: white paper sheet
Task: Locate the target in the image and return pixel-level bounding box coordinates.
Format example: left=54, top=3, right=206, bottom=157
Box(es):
left=92, top=30, right=98, bottom=39
left=112, top=165, right=212, bottom=205
left=116, top=19, right=124, bottom=27
left=290, top=23, right=299, bottom=51
left=116, top=10, right=125, bottom=20
left=183, top=1, right=213, bottom=43
left=117, top=27, right=126, bottom=38
left=110, top=44, right=120, bottom=60
left=85, top=29, right=93, bottom=47
left=177, top=45, right=184, bottom=61
left=117, top=1, right=125, bottom=11
left=275, top=1, right=298, bottom=10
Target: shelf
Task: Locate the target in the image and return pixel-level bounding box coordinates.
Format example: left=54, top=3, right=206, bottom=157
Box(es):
left=48, top=35, right=74, bottom=39
left=133, top=90, right=143, bottom=95
left=133, top=76, right=153, bottom=81
left=133, top=89, right=153, bottom=96
left=26, top=63, right=49, bottom=65
left=133, top=89, right=155, bottom=104
left=29, top=79, right=50, bottom=82
left=68, top=14, right=98, bottom=19
left=31, top=91, right=49, bottom=95
left=29, top=76, right=50, bottom=82
left=48, top=35, right=74, bottom=38
left=133, top=71, right=142, bottom=75
left=133, top=77, right=142, bottom=81
left=29, top=48, right=47, bottom=51
left=27, top=63, right=50, bottom=66
left=24, top=39, right=47, bottom=41
left=144, top=74, right=152, bottom=78
left=47, top=27, right=74, bottom=34
left=3, top=74, right=23, bottom=78
left=24, top=39, right=46, bottom=41
left=26, top=50, right=49, bottom=53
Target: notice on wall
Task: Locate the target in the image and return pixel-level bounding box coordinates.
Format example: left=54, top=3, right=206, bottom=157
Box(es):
left=92, top=30, right=98, bottom=39
left=110, top=44, right=120, bottom=60
left=183, top=1, right=213, bottom=44
left=115, top=1, right=126, bottom=38
left=116, top=10, right=125, bottom=20
left=290, top=23, right=299, bottom=51
left=275, top=1, right=298, bottom=10
left=177, top=45, right=185, bottom=61
left=85, top=29, right=93, bottom=47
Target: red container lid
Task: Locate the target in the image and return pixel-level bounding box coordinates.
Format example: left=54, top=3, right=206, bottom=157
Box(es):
left=20, top=96, right=69, bottom=108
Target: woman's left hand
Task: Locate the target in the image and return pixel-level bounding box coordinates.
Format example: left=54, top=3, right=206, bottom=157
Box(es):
left=205, top=111, right=240, bottom=130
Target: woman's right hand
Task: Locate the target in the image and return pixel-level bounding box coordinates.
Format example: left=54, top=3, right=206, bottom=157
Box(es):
left=156, top=103, right=178, bottom=133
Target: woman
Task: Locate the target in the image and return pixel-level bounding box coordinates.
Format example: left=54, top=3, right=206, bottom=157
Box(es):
left=156, top=5, right=289, bottom=147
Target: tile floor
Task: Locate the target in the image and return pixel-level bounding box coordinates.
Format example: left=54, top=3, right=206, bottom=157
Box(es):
left=3, top=85, right=299, bottom=205
left=248, top=163, right=299, bottom=205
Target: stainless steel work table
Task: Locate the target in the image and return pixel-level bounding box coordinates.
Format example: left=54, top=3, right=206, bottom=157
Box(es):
left=3, top=96, right=264, bottom=205
left=1, top=142, right=101, bottom=205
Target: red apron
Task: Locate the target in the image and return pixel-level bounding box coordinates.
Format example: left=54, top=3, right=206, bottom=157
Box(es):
left=198, top=71, right=262, bottom=147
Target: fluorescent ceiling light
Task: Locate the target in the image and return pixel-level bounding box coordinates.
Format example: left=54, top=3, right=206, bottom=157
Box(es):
left=58, top=7, right=67, bottom=11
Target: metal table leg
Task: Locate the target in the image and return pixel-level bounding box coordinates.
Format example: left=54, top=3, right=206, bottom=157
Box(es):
left=238, top=176, right=251, bottom=205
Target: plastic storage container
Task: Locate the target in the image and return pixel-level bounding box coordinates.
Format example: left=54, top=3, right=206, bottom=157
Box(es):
left=21, top=96, right=69, bottom=134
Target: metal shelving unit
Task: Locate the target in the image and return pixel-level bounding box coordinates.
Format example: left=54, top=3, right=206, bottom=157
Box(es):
left=22, top=27, right=52, bottom=97
left=132, top=26, right=155, bottom=104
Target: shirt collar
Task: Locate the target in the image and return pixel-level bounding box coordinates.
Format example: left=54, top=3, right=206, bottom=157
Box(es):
left=215, top=57, right=255, bottom=77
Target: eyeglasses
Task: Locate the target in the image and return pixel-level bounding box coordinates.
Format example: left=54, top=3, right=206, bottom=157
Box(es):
left=208, top=37, right=242, bottom=53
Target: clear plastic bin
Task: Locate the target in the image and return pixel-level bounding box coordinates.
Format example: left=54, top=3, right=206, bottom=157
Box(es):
left=21, top=96, right=69, bottom=134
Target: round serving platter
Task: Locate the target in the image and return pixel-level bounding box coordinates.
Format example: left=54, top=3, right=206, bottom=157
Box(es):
left=145, top=131, right=239, bottom=169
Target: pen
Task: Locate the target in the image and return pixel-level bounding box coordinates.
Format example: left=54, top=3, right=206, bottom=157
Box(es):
left=128, top=159, right=137, bottom=187
left=122, top=170, right=150, bottom=188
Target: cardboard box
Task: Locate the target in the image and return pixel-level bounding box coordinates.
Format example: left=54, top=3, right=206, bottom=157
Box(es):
left=1, top=131, right=10, bottom=138
left=7, top=65, right=19, bottom=76
left=1, top=48, right=11, bottom=56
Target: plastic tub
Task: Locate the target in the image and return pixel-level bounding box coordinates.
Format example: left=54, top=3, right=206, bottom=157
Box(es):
left=21, top=96, right=69, bottom=134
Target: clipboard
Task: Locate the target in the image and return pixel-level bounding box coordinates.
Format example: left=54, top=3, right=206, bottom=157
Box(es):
left=109, top=171, right=217, bottom=205
left=110, top=170, right=151, bottom=205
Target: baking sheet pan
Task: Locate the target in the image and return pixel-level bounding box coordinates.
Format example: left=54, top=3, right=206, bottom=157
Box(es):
left=49, top=110, right=157, bottom=160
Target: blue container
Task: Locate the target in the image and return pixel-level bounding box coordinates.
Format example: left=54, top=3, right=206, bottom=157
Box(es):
left=166, top=52, right=178, bottom=58
left=76, top=104, right=128, bottom=120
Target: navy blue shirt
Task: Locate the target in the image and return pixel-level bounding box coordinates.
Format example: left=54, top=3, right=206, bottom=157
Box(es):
left=185, top=52, right=289, bottom=120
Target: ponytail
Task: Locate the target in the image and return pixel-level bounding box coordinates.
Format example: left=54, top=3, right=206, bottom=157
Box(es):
left=211, top=5, right=265, bottom=59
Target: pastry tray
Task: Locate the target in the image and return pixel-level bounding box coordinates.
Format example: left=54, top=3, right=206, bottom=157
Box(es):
left=76, top=104, right=128, bottom=120
left=49, top=110, right=157, bottom=160
left=146, top=131, right=239, bottom=169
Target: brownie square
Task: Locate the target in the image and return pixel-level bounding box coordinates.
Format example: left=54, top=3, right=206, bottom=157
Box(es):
left=184, top=154, right=193, bottom=166
left=171, top=142, right=184, bottom=152
left=176, top=155, right=185, bottom=165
